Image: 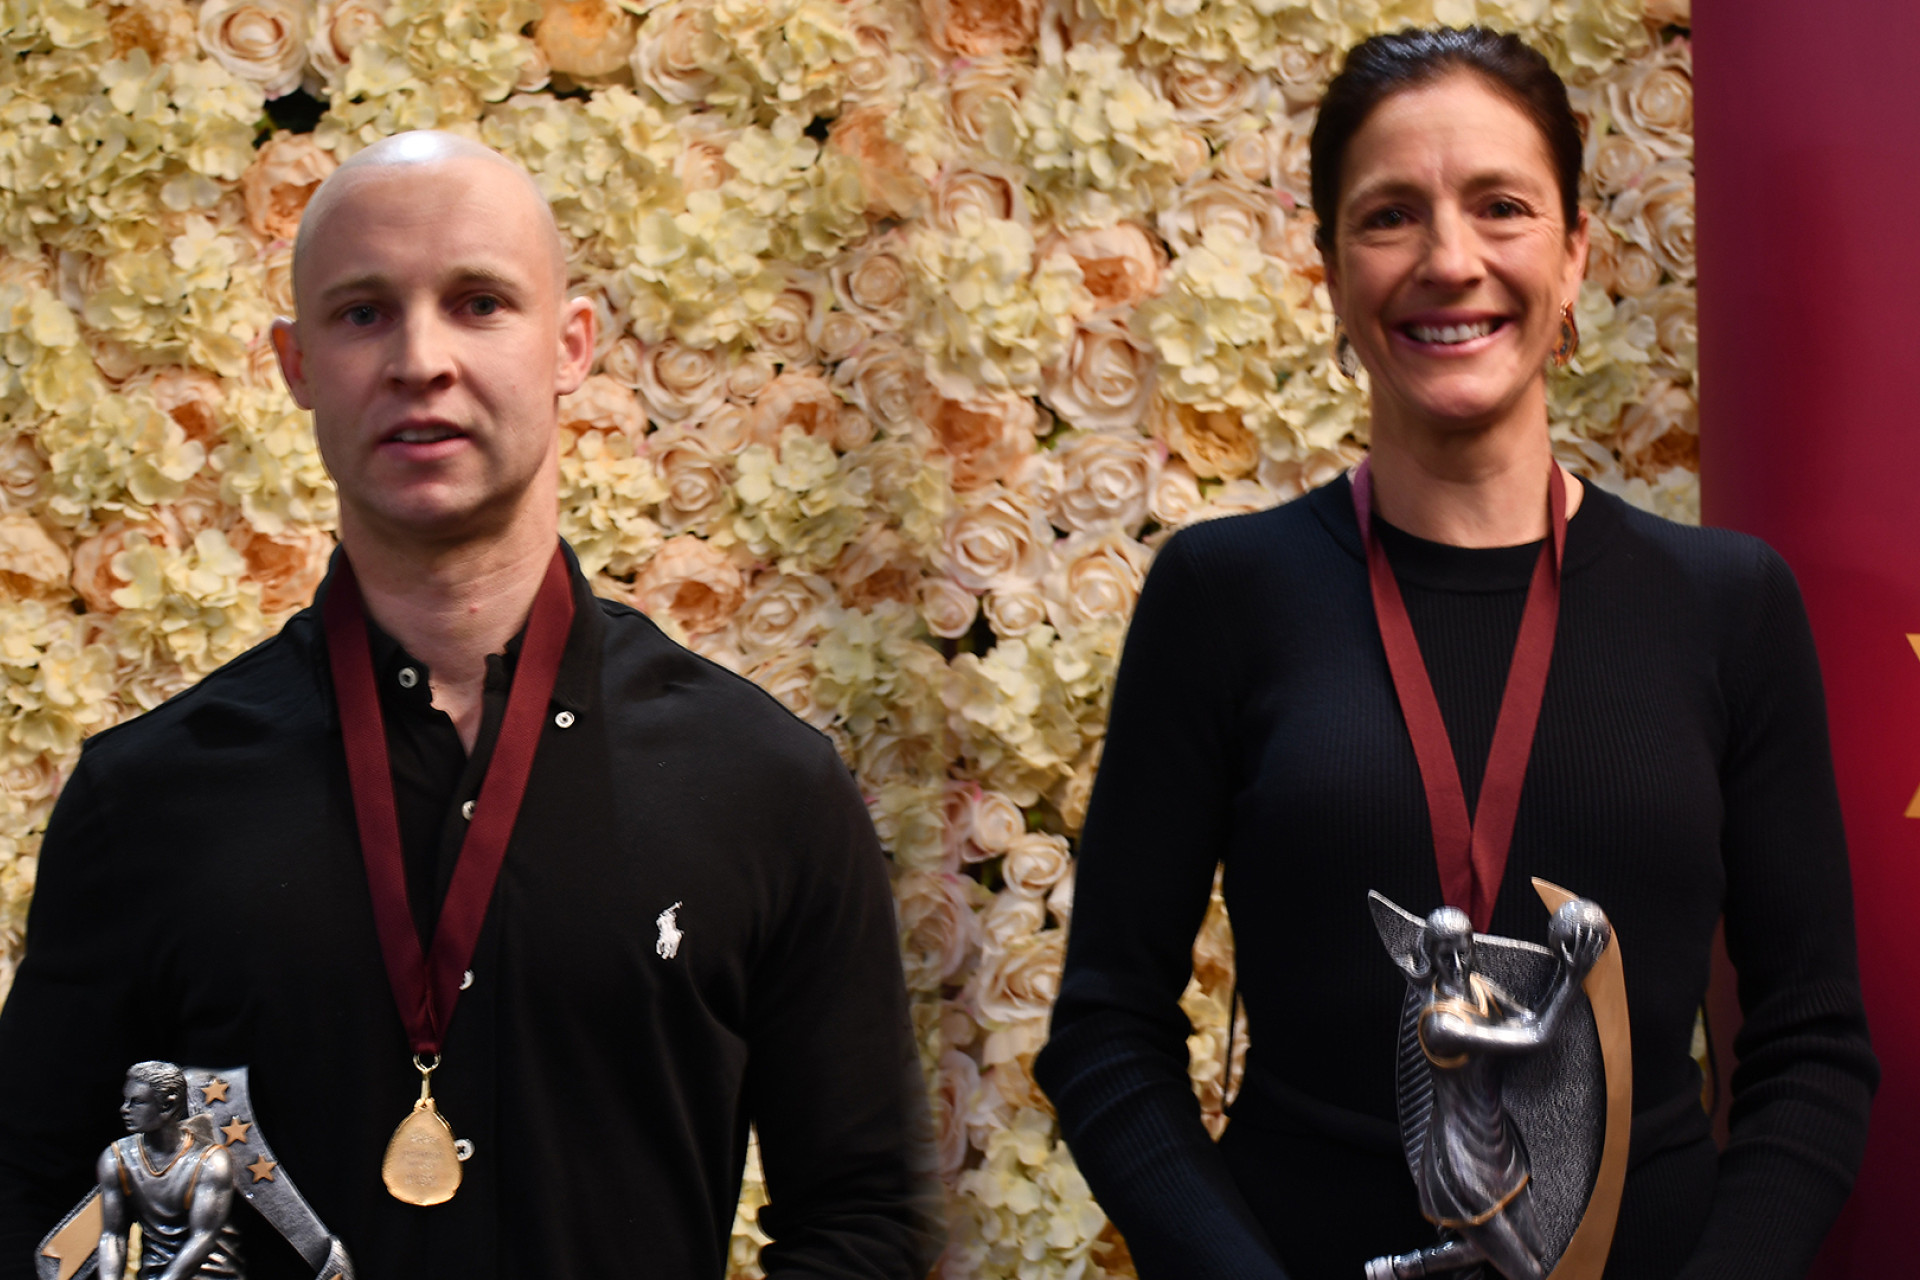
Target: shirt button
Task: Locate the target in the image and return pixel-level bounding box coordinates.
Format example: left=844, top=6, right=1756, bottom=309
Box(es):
left=459, top=969, right=474, bottom=990
left=461, top=800, right=475, bottom=821
left=397, top=667, right=419, bottom=689
left=554, top=710, right=576, bottom=729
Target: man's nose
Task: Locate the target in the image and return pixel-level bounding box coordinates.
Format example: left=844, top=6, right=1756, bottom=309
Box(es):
left=389, top=308, right=458, bottom=389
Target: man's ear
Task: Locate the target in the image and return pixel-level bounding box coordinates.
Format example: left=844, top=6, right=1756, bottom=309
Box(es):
left=270, top=318, right=312, bottom=409
left=555, top=296, right=596, bottom=397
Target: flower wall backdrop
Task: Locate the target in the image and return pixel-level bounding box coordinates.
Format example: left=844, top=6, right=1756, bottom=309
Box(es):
left=0, top=0, right=1693, bottom=1274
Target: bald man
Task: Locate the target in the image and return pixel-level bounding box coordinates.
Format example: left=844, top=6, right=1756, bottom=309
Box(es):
left=0, top=133, right=940, bottom=1280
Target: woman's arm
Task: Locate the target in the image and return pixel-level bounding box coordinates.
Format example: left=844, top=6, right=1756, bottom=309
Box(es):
left=1035, top=532, right=1289, bottom=1280
left=1677, top=548, right=1877, bottom=1280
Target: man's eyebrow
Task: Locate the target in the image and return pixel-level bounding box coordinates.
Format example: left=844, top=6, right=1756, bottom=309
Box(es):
left=315, top=266, right=531, bottom=305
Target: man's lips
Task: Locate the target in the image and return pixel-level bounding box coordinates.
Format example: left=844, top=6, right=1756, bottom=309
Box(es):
left=377, top=421, right=471, bottom=460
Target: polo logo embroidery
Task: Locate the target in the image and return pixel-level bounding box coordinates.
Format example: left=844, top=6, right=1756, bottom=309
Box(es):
left=655, top=902, right=683, bottom=960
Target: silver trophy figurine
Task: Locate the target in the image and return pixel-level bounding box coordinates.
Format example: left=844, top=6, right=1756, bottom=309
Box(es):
left=37, top=1064, right=354, bottom=1280
left=1363, top=880, right=1632, bottom=1280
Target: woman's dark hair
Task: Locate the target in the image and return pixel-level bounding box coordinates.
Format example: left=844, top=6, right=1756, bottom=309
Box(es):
left=1310, top=27, right=1584, bottom=255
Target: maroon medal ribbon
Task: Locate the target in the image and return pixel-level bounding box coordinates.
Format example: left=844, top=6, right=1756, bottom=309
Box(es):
left=1351, top=458, right=1566, bottom=933
left=323, top=545, right=575, bottom=1054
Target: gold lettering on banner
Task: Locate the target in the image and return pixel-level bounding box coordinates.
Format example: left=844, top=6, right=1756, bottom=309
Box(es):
left=1906, top=636, right=1920, bottom=818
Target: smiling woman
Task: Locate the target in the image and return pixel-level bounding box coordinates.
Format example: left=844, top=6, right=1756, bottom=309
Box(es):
left=1037, top=25, right=1875, bottom=1280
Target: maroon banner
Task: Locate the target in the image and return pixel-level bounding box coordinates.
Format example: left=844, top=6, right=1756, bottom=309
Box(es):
left=1696, top=2, right=1920, bottom=1271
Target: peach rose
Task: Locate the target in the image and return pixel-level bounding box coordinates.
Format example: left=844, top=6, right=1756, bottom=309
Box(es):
left=634, top=340, right=727, bottom=426
left=934, top=1049, right=982, bottom=1180
left=929, top=392, right=1036, bottom=491
left=1044, top=224, right=1164, bottom=317
left=943, top=487, right=1051, bottom=593
left=726, top=351, right=777, bottom=402
left=736, top=571, right=834, bottom=661
left=239, top=134, right=336, bottom=242
left=833, top=336, right=933, bottom=436
left=261, top=243, right=295, bottom=317
left=1002, top=831, right=1070, bottom=897
left=933, top=164, right=1026, bottom=232
left=108, top=0, right=198, bottom=63
left=745, top=649, right=831, bottom=729
left=1162, top=57, right=1267, bottom=124
left=810, top=310, right=869, bottom=364
left=747, top=369, right=840, bottom=446
left=145, top=368, right=226, bottom=445
left=559, top=374, right=646, bottom=437
left=968, top=929, right=1064, bottom=1025
left=692, top=403, right=752, bottom=454
left=153, top=475, right=230, bottom=547
left=197, top=0, right=308, bottom=98
left=0, top=515, right=69, bottom=588
left=1256, top=446, right=1358, bottom=504
left=1274, top=43, right=1332, bottom=108
left=1589, top=134, right=1654, bottom=199
left=70, top=522, right=167, bottom=614
left=1049, top=431, right=1159, bottom=535
left=831, top=524, right=922, bottom=608
left=0, top=436, right=44, bottom=512
left=1044, top=528, right=1149, bottom=636
left=922, top=0, right=1039, bottom=57
left=980, top=892, right=1046, bottom=949
left=1168, top=125, right=1211, bottom=184
left=600, top=336, right=647, bottom=389
left=842, top=15, right=918, bottom=108
left=830, top=236, right=914, bottom=333
left=755, top=273, right=826, bottom=367
left=830, top=108, right=930, bottom=221
left=674, top=114, right=737, bottom=193
left=231, top=519, right=332, bottom=614
left=535, top=0, right=637, bottom=79
left=1152, top=398, right=1259, bottom=480
left=1610, top=160, right=1694, bottom=281
left=1148, top=458, right=1205, bottom=529
left=1217, top=129, right=1278, bottom=188
left=1618, top=379, right=1697, bottom=462
left=630, top=2, right=724, bottom=106
left=629, top=535, right=745, bottom=637
left=918, top=576, right=980, bottom=640
left=983, top=585, right=1048, bottom=639
left=647, top=429, right=732, bottom=534
left=308, top=0, right=384, bottom=90
left=897, top=869, right=983, bottom=991
left=1043, top=324, right=1156, bottom=435
left=946, top=58, right=1028, bottom=155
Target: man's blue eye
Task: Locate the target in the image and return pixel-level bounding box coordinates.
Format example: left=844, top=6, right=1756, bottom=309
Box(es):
left=345, top=305, right=379, bottom=326
left=471, top=296, right=502, bottom=316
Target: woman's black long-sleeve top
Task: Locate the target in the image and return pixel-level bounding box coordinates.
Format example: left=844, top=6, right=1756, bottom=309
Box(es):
left=1035, top=476, right=1876, bottom=1280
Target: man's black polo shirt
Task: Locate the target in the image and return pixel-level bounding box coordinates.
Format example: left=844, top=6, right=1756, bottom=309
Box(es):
left=0, top=547, right=940, bottom=1279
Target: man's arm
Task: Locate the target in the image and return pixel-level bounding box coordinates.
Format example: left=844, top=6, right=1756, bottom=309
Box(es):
left=154, top=1147, right=231, bottom=1280
left=0, top=755, right=150, bottom=1279
left=741, top=742, right=943, bottom=1280
left=94, top=1146, right=126, bottom=1280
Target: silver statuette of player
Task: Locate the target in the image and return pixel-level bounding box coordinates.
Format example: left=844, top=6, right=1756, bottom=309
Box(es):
left=1362, top=880, right=1632, bottom=1280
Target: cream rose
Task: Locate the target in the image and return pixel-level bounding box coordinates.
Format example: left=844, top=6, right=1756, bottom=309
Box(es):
left=968, top=929, right=1064, bottom=1026
left=1049, top=433, right=1158, bottom=536
left=0, top=515, right=69, bottom=588
left=308, top=0, right=384, bottom=90
left=727, top=351, right=777, bottom=402
left=833, top=336, right=932, bottom=437
left=1610, top=160, right=1695, bottom=281
left=1589, top=134, right=1654, bottom=199
left=929, top=392, right=1036, bottom=491
left=559, top=375, right=646, bottom=437
left=810, top=310, right=870, bottom=364
left=197, top=0, right=308, bottom=98
left=968, top=788, right=1025, bottom=855
left=634, top=340, right=727, bottom=426
left=1002, top=831, right=1070, bottom=897
left=1618, top=379, right=1697, bottom=462
left=830, top=237, right=914, bottom=333
left=934, top=165, right=1026, bottom=232
left=946, top=58, right=1028, bottom=156
left=240, top=134, right=337, bottom=242
left=922, top=0, right=1039, bottom=57
left=1274, top=43, right=1331, bottom=107
left=745, top=649, right=830, bottom=729
left=736, top=572, right=834, bottom=661
left=629, top=535, right=745, bottom=637
left=1644, top=283, right=1697, bottom=370
left=1610, top=42, right=1693, bottom=157
left=1043, top=324, right=1156, bottom=435
left=630, top=2, right=725, bottom=106
left=1162, top=57, right=1266, bottom=124
left=692, top=403, right=752, bottom=454
left=1044, top=224, right=1164, bottom=317
left=980, top=892, right=1046, bottom=950
left=1159, top=179, right=1286, bottom=257
left=1044, top=528, right=1149, bottom=636
left=1148, top=459, right=1205, bottom=529
left=755, top=274, right=825, bottom=368
left=943, top=487, right=1051, bottom=593
left=0, top=434, right=46, bottom=510
left=982, top=585, right=1048, bottom=639
left=831, top=524, right=922, bottom=608
left=1612, top=244, right=1663, bottom=298
left=919, top=576, right=980, bottom=640
left=1257, top=446, right=1359, bottom=504
left=535, top=0, right=638, bottom=79
left=897, top=869, right=983, bottom=991
left=934, top=1049, right=982, bottom=1180
left=1217, top=129, right=1277, bottom=188
left=647, top=429, right=733, bottom=534
left=1152, top=398, right=1260, bottom=479
left=747, top=369, right=841, bottom=446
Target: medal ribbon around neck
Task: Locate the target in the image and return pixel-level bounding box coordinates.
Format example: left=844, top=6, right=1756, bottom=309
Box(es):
left=323, top=544, right=574, bottom=1055
left=1350, top=457, right=1566, bottom=933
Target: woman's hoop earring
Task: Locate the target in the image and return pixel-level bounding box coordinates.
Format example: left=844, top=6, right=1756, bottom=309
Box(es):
left=1335, top=324, right=1362, bottom=379
left=1551, top=302, right=1579, bottom=368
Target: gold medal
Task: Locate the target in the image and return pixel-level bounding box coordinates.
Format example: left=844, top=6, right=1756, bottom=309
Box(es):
left=382, top=1055, right=462, bottom=1206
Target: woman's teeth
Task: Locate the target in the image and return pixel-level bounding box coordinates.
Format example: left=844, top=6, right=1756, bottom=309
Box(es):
left=1406, top=320, right=1499, bottom=345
